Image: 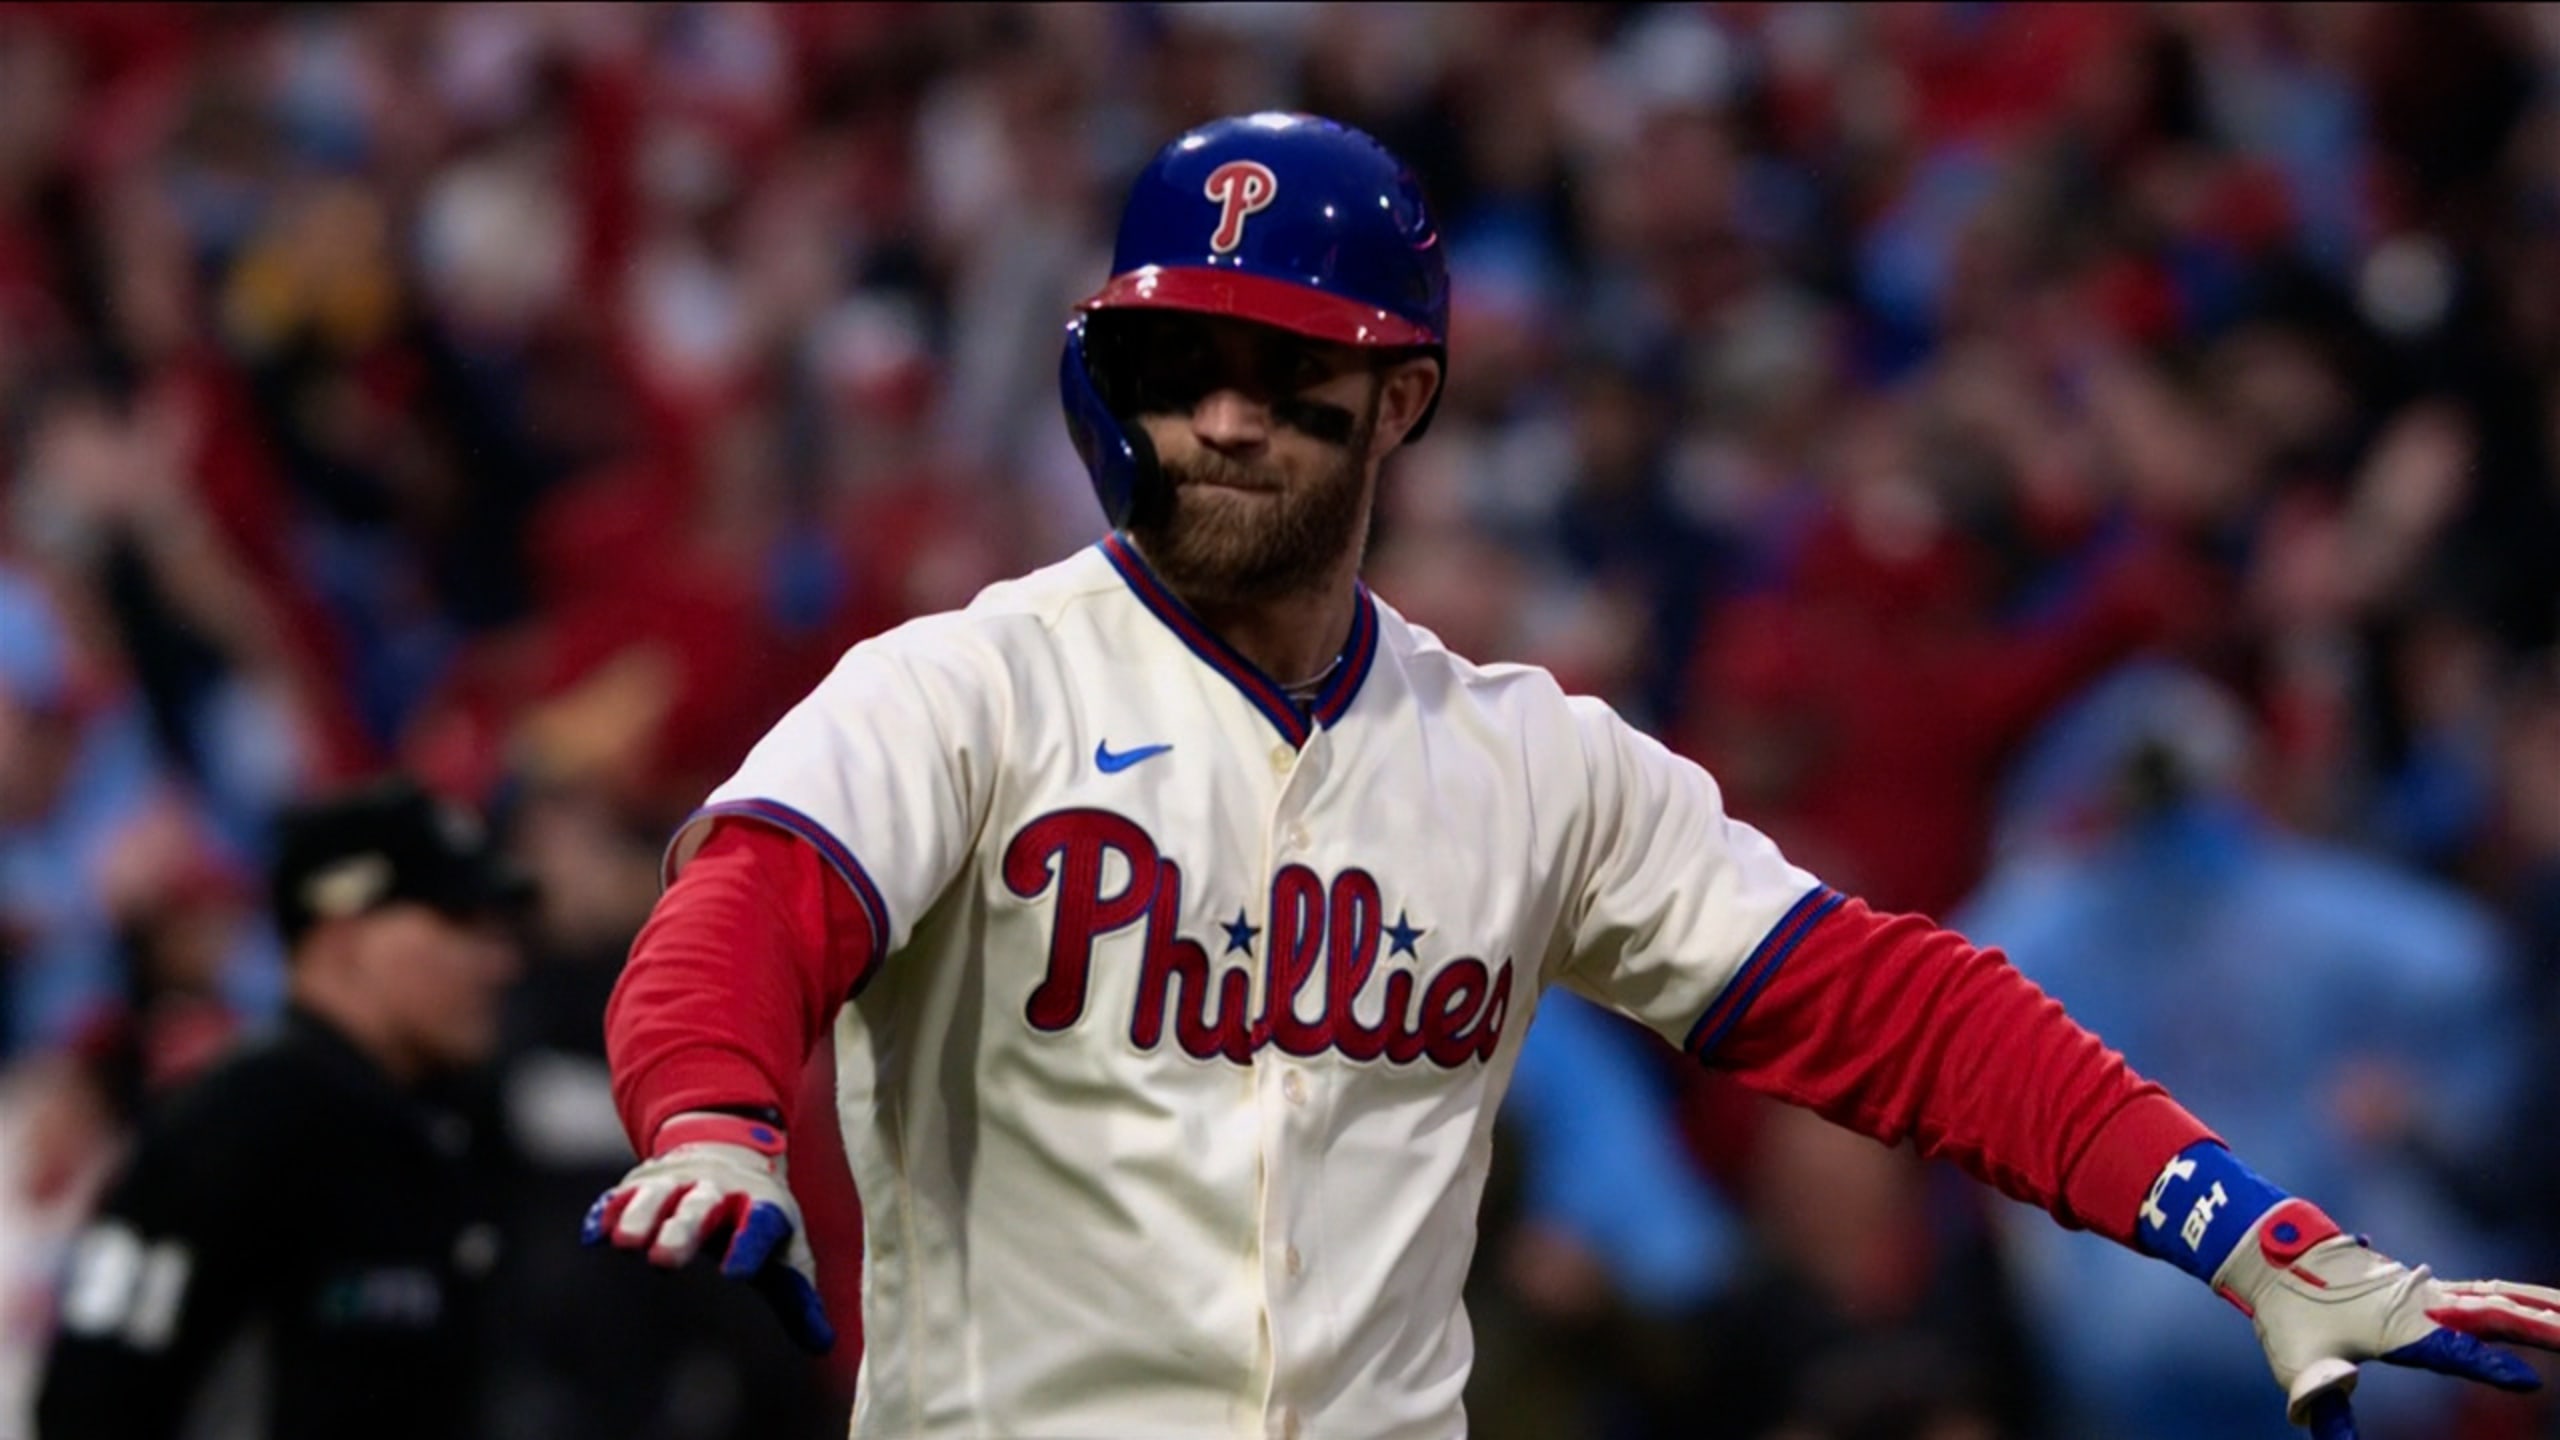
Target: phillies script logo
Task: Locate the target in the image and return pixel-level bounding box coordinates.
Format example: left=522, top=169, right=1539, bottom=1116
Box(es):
left=1005, top=810, right=1513, bottom=1068
left=1203, top=160, right=1278, bottom=254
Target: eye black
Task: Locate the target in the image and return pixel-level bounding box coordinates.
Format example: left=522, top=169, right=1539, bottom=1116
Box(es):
left=1092, top=314, right=1356, bottom=434
left=1271, top=396, right=1358, bottom=446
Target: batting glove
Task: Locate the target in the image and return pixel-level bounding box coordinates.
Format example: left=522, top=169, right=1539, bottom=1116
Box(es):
left=2139, top=1142, right=2559, bottom=1437
left=581, top=1111, right=837, bottom=1354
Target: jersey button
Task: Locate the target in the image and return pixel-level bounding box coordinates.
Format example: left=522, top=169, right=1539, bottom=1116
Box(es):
left=1274, top=1406, right=1302, bottom=1440
left=1284, top=1244, right=1304, bottom=1278
left=1281, top=1070, right=1308, bottom=1106
left=1287, top=825, right=1310, bottom=850
left=1269, top=743, right=1293, bottom=774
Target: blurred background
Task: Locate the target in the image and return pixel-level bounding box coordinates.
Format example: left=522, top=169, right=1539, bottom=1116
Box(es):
left=0, top=2, right=2555, bottom=1438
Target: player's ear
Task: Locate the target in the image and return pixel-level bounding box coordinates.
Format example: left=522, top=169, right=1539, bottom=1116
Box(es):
left=1366, top=356, right=1442, bottom=463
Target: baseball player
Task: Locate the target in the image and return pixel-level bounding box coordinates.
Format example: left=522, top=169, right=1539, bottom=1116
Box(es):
left=587, top=113, right=2560, bottom=1439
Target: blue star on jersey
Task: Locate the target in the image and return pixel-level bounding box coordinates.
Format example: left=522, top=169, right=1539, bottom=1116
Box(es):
left=1385, top=910, right=1426, bottom=958
left=1221, top=909, right=1260, bottom=956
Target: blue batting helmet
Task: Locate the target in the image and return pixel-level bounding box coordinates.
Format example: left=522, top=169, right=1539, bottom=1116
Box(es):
left=1059, top=112, right=1450, bottom=529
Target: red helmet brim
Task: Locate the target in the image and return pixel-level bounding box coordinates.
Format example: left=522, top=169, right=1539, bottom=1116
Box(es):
left=1077, top=265, right=1438, bottom=349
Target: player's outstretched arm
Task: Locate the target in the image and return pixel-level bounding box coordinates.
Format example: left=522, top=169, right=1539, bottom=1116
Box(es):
left=2133, top=1143, right=2559, bottom=1438
left=1559, top=703, right=2553, bottom=1433
left=1702, top=894, right=2556, bottom=1435
left=587, top=821, right=877, bottom=1354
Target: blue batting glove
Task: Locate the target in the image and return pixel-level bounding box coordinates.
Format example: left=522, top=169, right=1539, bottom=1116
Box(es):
left=2139, top=1143, right=2558, bottom=1435
left=582, top=1111, right=836, bottom=1354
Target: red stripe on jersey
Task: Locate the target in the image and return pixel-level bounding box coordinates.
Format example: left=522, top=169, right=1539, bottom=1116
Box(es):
left=1709, top=893, right=2214, bottom=1246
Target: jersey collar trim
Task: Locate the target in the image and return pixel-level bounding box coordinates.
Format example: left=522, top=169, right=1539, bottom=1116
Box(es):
left=1309, top=584, right=1379, bottom=729
left=1098, top=535, right=1379, bottom=747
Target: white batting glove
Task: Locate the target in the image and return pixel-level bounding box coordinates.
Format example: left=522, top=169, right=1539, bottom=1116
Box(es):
left=581, top=1110, right=837, bottom=1354
left=2210, top=1198, right=2560, bottom=1437
left=2139, top=1143, right=2557, bottom=1438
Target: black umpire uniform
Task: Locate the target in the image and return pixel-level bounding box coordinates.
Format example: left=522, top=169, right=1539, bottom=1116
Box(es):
left=37, top=781, right=528, bottom=1440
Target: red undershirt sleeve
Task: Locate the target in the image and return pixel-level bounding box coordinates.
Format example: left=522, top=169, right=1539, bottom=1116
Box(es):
left=1707, top=893, right=2214, bottom=1245
left=606, top=820, right=880, bottom=1151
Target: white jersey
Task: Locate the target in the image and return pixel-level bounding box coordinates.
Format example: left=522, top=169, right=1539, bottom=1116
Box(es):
left=669, top=537, right=1827, bottom=1440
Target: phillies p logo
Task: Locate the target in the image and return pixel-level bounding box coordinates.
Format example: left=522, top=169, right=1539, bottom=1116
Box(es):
left=1204, top=161, right=1278, bottom=254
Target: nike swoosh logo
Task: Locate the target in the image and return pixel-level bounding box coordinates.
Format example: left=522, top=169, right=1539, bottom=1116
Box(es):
left=1095, top=740, right=1173, bottom=774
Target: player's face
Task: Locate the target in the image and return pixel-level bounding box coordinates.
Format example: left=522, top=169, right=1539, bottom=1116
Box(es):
left=356, top=904, right=522, bottom=1071
left=1117, top=314, right=1393, bottom=605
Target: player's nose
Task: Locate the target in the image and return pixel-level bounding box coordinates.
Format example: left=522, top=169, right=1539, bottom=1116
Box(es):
left=1188, top=387, right=1272, bottom=455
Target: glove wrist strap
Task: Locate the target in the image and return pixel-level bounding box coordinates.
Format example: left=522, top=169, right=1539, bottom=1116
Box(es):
left=2133, top=1140, right=2289, bottom=1285
left=655, top=1110, right=789, bottom=1159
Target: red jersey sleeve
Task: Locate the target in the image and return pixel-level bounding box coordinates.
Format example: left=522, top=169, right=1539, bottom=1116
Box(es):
left=1709, top=893, right=2213, bottom=1245
left=605, top=820, right=880, bottom=1150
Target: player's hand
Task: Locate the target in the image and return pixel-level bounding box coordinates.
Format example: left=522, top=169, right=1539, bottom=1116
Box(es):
left=581, top=1111, right=837, bottom=1354
left=2212, top=1198, right=2559, bottom=1436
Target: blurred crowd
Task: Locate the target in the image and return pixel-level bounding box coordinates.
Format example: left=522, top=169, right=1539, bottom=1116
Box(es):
left=0, top=3, right=2556, bottom=1438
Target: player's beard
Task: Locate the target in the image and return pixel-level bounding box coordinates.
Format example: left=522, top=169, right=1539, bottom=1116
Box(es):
left=1130, top=390, right=1379, bottom=609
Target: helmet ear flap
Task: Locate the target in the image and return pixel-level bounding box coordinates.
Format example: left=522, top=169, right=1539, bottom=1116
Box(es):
left=1120, top=423, right=1169, bottom=531
left=1058, top=315, right=1165, bottom=530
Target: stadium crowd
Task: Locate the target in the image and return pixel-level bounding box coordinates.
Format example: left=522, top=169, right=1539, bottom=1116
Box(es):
left=0, top=4, right=2556, bottom=1438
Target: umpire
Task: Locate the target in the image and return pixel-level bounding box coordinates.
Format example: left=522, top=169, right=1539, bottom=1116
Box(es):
left=37, top=777, right=529, bottom=1440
